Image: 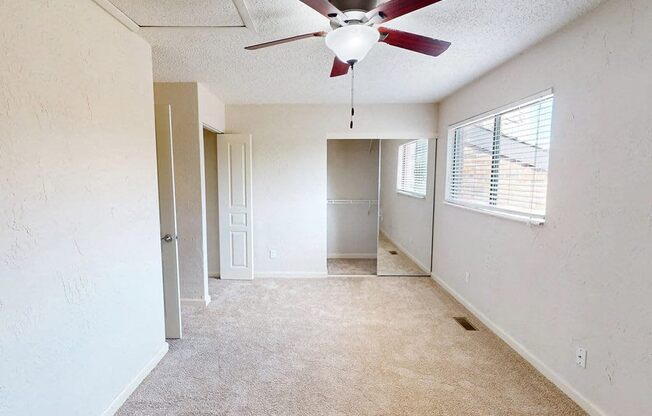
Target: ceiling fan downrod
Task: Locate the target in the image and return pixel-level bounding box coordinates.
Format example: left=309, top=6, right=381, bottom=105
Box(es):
left=350, top=63, right=355, bottom=129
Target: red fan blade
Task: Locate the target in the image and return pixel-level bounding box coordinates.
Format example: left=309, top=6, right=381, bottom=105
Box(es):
left=330, top=57, right=350, bottom=77
left=368, top=0, right=444, bottom=23
left=245, top=31, right=326, bottom=50
left=379, top=27, right=451, bottom=57
left=299, top=0, right=345, bottom=19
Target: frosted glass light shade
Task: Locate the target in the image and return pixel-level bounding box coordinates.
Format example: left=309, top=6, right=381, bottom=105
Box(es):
left=325, top=25, right=380, bottom=64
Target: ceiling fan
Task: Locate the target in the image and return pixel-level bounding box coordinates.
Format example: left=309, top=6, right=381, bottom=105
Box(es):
left=245, top=0, right=450, bottom=128
left=245, top=0, right=451, bottom=77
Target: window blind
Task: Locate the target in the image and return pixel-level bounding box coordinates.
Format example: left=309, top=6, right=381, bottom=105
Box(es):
left=397, top=139, right=428, bottom=197
left=446, top=93, right=554, bottom=222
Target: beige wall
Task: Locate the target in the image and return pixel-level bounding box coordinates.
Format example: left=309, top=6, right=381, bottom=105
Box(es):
left=226, top=104, right=437, bottom=277
left=0, top=1, right=166, bottom=415
left=203, top=129, right=220, bottom=277
left=198, top=82, right=226, bottom=133
left=154, top=82, right=225, bottom=301
left=432, top=0, right=652, bottom=414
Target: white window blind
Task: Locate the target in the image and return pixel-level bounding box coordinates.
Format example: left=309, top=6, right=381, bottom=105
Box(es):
left=446, top=92, right=554, bottom=223
left=397, top=139, right=428, bottom=197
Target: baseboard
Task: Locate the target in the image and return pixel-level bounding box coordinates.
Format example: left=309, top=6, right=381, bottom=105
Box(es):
left=327, top=253, right=377, bottom=259
left=101, top=342, right=168, bottom=416
left=380, top=230, right=430, bottom=272
left=430, top=274, right=607, bottom=416
left=180, top=296, right=211, bottom=307
left=254, top=271, right=328, bottom=279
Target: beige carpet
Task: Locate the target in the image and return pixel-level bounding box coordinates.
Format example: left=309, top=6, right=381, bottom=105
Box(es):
left=327, top=258, right=377, bottom=275
left=117, top=277, right=586, bottom=416
left=377, top=233, right=428, bottom=276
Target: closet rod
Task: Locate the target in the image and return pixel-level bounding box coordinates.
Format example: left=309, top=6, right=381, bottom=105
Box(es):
left=327, top=199, right=378, bottom=205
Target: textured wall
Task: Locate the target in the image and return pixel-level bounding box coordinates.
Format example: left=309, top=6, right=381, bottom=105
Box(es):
left=0, top=1, right=166, bottom=415
left=226, top=104, right=437, bottom=277
left=379, top=139, right=436, bottom=271
left=432, top=0, right=652, bottom=414
left=327, top=139, right=379, bottom=258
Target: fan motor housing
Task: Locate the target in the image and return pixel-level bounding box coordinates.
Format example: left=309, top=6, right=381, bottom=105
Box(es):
left=329, top=0, right=377, bottom=12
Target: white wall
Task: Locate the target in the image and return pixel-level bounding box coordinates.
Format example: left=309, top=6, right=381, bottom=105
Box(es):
left=154, top=82, right=225, bottom=302
left=327, top=139, right=379, bottom=258
left=226, top=104, right=437, bottom=278
left=0, top=1, right=166, bottom=415
left=432, top=0, right=652, bottom=414
left=379, top=139, right=436, bottom=271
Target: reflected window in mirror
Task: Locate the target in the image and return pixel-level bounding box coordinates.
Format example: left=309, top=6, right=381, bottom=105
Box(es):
left=396, top=139, right=428, bottom=198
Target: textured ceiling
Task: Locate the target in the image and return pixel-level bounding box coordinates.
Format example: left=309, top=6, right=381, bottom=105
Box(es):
left=109, top=0, right=243, bottom=27
left=135, top=0, right=606, bottom=104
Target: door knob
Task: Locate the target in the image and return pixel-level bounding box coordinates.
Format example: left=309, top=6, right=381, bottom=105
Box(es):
left=161, top=234, right=175, bottom=242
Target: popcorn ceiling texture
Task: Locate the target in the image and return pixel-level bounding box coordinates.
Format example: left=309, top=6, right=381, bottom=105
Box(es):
left=134, top=0, right=606, bottom=104
left=109, top=0, right=244, bottom=27
left=117, top=277, right=586, bottom=415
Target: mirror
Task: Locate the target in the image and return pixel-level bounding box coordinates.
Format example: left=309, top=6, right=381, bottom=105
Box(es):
left=377, top=139, right=435, bottom=276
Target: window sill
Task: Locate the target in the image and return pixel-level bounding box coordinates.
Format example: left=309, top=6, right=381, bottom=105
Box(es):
left=443, top=201, right=545, bottom=225
left=396, top=190, right=426, bottom=199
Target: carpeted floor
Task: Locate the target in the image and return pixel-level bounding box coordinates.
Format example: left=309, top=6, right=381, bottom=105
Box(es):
left=327, top=258, right=377, bottom=275
left=377, top=233, right=428, bottom=276
left=117, top=277, right=586, bottom=416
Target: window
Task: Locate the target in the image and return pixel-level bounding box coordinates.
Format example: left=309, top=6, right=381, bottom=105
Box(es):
left=446, top=91, right=554, bottom=223
left=397, top=139, right=429, bottom=198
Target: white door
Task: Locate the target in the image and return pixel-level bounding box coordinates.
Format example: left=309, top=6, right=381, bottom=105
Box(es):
left=155, top=104, right=182, bottom=338
left=218, top=134, right=254, bottom=280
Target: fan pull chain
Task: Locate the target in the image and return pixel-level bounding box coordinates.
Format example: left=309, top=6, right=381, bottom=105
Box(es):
left=350, top=63, right=355, bottom=129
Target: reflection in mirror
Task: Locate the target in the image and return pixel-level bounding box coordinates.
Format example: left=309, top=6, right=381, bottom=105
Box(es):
left=378, top=139, right=435, bottom=276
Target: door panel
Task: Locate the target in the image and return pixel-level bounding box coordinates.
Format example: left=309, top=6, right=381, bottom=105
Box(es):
left=218, top=135, right=254, bottom=280
left=155, top=104, right=182, bottom=338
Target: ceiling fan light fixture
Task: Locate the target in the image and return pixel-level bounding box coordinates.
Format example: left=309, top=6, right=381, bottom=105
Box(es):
left=325, top=25, right=380, bottom=65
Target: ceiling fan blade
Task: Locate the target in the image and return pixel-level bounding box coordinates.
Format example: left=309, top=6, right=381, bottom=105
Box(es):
left=245, top=31, right=326, bottom=50
left=368, top=0, right=444, bottom=23
left=299, top=0, right=345, bottom=19
left=379, top=27, right=451, bottom=57
left=330, top=57, right=350, bottom=77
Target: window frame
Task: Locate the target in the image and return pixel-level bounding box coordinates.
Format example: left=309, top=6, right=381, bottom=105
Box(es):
left=396, top=139, right=429, bottom=199
left=445, top=89, right=554, bottom=225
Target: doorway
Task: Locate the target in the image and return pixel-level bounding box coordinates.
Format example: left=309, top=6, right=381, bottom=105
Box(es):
left=202, top=130, right=254, bottom=280
left=326, top=139, right=380, bottom=276
left=203, top=128, right=220, bottom=280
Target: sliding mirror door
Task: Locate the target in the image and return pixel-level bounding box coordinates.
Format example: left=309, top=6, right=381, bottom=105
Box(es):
left=378, top=139, right=436, bottom=276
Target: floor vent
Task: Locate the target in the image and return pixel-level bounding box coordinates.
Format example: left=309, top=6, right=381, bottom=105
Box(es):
left=389, top=250, right=398, bottom=255
left=453, top=317, right=478, bottom=331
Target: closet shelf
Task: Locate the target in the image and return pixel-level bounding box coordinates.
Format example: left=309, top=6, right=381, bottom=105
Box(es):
left=327, top=199, right=378, bottom=205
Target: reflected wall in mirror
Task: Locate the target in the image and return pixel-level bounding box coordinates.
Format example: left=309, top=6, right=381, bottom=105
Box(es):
left=378, top=139, right=436, bottom=276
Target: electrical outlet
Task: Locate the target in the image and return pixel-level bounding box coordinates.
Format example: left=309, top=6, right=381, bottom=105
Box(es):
left=576, top=347, right=587, bottom=368
left=269, top=249, right=277, bottom=259
left=465, top=272, right=471, bottom=283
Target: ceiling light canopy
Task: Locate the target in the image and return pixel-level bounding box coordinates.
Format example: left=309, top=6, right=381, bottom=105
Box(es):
left=325, top=25, right=380, bottom=65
